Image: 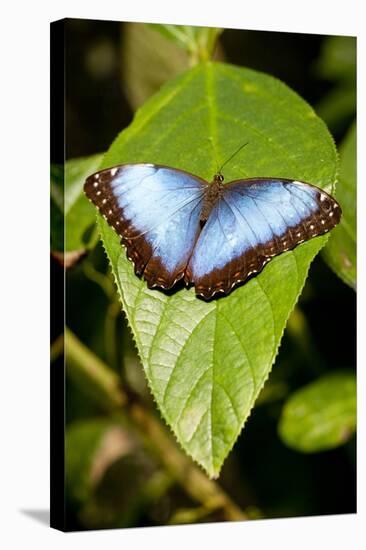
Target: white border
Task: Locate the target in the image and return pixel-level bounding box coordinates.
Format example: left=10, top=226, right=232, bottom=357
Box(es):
left=1, top=1, right=364, bottom=548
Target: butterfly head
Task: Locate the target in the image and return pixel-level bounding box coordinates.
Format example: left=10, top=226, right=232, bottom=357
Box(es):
left=213, top=173, right=225, bottom=185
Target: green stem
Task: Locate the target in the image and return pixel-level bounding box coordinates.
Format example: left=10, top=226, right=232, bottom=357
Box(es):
left=65, top=328, right=126, bottom=410
left=82, top=260, right=116, bottom=300
left=104, top=301, right=121, bottom=369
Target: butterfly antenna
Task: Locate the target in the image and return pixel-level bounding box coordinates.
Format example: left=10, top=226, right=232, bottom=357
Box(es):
left=218, top=141, right=249, bottom=174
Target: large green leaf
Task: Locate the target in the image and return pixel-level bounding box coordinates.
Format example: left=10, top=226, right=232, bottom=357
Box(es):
left=96, top=62, right=337, bottom=477
left=322, top=122, right=356, bottom=289
left=278, top=371, right=356, bottom=452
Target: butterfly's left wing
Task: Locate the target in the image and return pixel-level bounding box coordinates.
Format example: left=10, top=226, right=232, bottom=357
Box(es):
left=85, top=164, right=206, bottom=289
left=186, top=178, right=341, bottom=299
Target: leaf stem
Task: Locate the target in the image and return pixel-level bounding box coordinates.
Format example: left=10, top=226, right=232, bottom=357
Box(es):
left=104, top=300, right=121, bottom=369
left=82, top=260, right=116, bottom=300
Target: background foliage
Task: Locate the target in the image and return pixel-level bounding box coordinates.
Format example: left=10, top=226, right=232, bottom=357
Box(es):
left=53, top=20, right=356, bottom=530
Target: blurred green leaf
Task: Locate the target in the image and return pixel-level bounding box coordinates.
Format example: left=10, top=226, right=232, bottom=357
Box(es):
left=122, top=23, right=189, bottom=110
left=314, top=36, right=356, bottom=133
left=278, top=371, right=356, bottom=452
left=51, top=153, right=103, bottom=265
left=66, top=418, right=169, bottom=529
left=315, top=36, right=356, bottom=82
left=95, top=61, right=337, bottom=477
left=78, top=452, right=163, bottom=529
left=66, top=418, right=136, bottom=506
left=323, top=122, right=356, bottom=289
left=169, top=505, right=215, bottom=525
left=50, top=164, right=64, bottom=252
left=147, top=24, right=223, bottom=64
left=315, top=84, right=355, bottom=133
left=65, top=153, right=104, bottom=251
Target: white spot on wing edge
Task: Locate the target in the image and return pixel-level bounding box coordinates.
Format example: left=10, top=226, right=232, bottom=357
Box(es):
left=110, top=167, right=118, bottom=176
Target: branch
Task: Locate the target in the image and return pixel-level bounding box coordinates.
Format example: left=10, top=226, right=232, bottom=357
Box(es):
left=65, top=328, right=126, bottom=410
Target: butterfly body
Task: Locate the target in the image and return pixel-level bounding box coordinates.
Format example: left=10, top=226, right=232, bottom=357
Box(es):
left=85, top=163, right=341, bottom=300
left=200, top=174, right=224, bottom=222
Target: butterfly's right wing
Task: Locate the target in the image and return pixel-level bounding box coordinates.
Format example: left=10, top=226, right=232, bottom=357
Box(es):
left=85, top=164, right=206, bottom=289
left=187, top=178, right=341, bottom=299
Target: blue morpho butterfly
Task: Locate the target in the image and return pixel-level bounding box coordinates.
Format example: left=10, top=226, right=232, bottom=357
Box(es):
left=84, top=143, right=341, bottom=300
